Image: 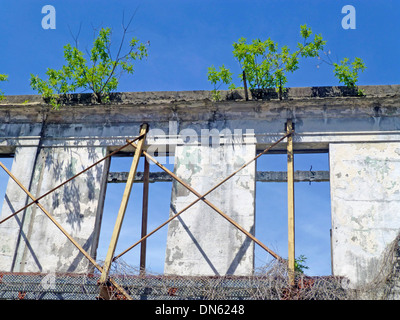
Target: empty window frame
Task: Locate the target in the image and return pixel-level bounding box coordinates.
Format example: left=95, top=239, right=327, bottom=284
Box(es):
left=96, top=153, right=174, bottom=274
left=255, top=152, right=331, bottom=276
left=0, top=155, right=14, bottom=218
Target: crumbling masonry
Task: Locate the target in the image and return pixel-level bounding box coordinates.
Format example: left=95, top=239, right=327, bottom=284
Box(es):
left=1, top=85, right=400, bottom=296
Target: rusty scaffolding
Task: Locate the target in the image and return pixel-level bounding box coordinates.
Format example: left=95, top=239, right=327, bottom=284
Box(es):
left=0, top=121, right=296, bottom=300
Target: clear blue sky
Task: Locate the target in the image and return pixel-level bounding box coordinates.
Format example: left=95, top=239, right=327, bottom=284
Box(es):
left=1, top=0, right=399, bottom=95
left=0, top=1, right=399, bottom=276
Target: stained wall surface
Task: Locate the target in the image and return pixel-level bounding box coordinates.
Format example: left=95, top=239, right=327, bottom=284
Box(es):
left=0, top=85, right=400, bottom=284
left=0, top=145, right=109, bottom=273
left=165, top=140, right=256, bottom=276
left=330, top=142, right=400, bottom=286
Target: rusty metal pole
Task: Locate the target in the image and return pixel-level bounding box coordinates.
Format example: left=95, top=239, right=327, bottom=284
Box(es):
left=243, top=70, right=249, bottom=101
left=140, top=157, right=150, bottom=274
left=286, top=120, right=295, bottom=285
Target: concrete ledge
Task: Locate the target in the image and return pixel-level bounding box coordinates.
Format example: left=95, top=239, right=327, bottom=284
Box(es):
left=2, top=84, right=400, bottom=107
left=1, top=85, right=400, bottom=127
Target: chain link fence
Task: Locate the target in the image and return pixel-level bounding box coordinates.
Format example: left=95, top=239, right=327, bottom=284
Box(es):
left=2, top=233, right=400, bottom=301
left=0, top=260, right=350, bottom=300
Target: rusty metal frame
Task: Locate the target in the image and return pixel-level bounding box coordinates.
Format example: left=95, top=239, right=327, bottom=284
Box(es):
left=0, top=121, right=294, bottom=300
left=0, top=133, right=146, bottom=226
left=0, top=161, right=133, bottom=300
left=286, top=120, right=295, bottom=285
left=140, top=156, right=150, bottom=274
left=0, top=130, right=148, bottom=300
left=113, top=131, right=293, bottom=263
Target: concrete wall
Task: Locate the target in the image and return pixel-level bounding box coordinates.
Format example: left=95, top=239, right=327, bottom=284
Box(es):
left=165, top=138, right=256, bottom=276
left=0, top=145, right=109, bottom=273
left=0, top=85, right=400, bottom=282
left=0, top=144, right=40, bottom=271
left=330, top=142, right=400, bottom=287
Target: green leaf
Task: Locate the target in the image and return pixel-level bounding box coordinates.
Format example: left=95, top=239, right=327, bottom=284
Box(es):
left=0, top=73, right=7, bottom=101
left=0, top=74, right=8, bottom=82
left=300, top=24, right=312, bottom=39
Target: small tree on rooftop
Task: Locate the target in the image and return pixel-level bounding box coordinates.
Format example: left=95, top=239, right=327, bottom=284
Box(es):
left=333, top=57, right=366, bottom=95
left=208, top=24, right=326, bottom=100
left=0, top=74, right=8, bottom=101
left=232, top=25, right=326, bottom=94
left=316, top=50, right=366, bottom=95
left=30, top=17, right=148, bottom=109
left=208, top=24, right=366, bottom=100
left=207, top=64, right=233, bottom=101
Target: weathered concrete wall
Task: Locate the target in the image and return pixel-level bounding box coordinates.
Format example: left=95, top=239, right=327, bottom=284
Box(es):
left=0, top=85, right=400, bottom=282
left=330, top=142, right=400, bottom=287
left=0, top=145, right=109, bottom=273
left=0, top=144, right=40, bottom=271
left=164, top=138, right=256, bottom=276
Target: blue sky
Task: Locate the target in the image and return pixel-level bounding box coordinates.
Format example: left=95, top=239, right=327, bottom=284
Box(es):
left=1, top=0, right=399, bottom=95
left=0, top=1, right=399, bottom=276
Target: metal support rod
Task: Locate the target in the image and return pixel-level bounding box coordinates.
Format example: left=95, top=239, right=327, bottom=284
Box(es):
left=0, top=133, right=146, bottom=226
left=0, top=161, right=133, bottom=300
left=99, top=124, right=148, bottom=285
left=140, top=157, right=150, bottom=274
left=243, top=70, right=249, bottom=101
left=114, top=133, right=292, bottom=263
left=286, top=120, right=295, bottom=284
left=108, top=170, right=330, bottom=184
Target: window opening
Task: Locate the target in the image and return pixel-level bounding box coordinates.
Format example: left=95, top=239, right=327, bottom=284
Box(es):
left=97, top=153, right=174, bottom=275
left=0, top=155, right=14, bottom=218
left=255, top=152, right=331, bottom=276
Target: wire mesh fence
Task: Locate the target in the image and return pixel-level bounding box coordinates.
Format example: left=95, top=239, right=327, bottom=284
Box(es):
left=1, top=235, right=400, bottom=301
left=0, top=260, right=351, bottom=300
left=3, top=238, right=400, bottom=301
left=3, top=250, right=400, bottom=301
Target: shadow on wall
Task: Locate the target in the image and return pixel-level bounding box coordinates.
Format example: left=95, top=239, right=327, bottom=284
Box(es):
left=168, top=204, right=255, bottom=276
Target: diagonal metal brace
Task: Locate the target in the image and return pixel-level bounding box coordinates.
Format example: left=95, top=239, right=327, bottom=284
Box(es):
left=114, top=133, right=292, bottom=263
left=0, top=161, right=133, bottom=300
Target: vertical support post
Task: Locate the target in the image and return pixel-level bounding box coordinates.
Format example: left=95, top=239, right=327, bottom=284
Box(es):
left=330, top=228, right=333, bottom=275
left=140, top=157, right=150, bottom=274
left=99, top=123, right=148, bottom=286
left=242, top=70, right=249, bottom=101
left=286, top=119, right=295, bottom=285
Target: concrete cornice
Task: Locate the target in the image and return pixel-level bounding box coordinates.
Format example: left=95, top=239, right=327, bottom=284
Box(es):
left=1, top=85, right=400, bottom=124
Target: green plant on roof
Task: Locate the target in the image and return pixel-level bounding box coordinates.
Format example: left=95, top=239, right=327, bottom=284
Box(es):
left=207, top=64, right=233, bottom=101
left=233, top=25, right=325, bottom=93
left=333, top=57, right=366, bottom=95
left=207, top=24, right=327, bottom=100
left=208, top=24, right=366, bottom=100
left=30, top=21, right=148, bottom=109
left=0, top=74, right=8, bottom=101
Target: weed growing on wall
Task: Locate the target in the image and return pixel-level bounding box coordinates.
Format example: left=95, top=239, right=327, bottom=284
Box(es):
left=207, top=65, right=233, bottom=101
left=0, top=74, right=8, bottom=101
left=208, top=24, right=366, bottom=100
left=30, top=21, right=148, bottom=109
left=333, top=57, right=366, bottom=95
